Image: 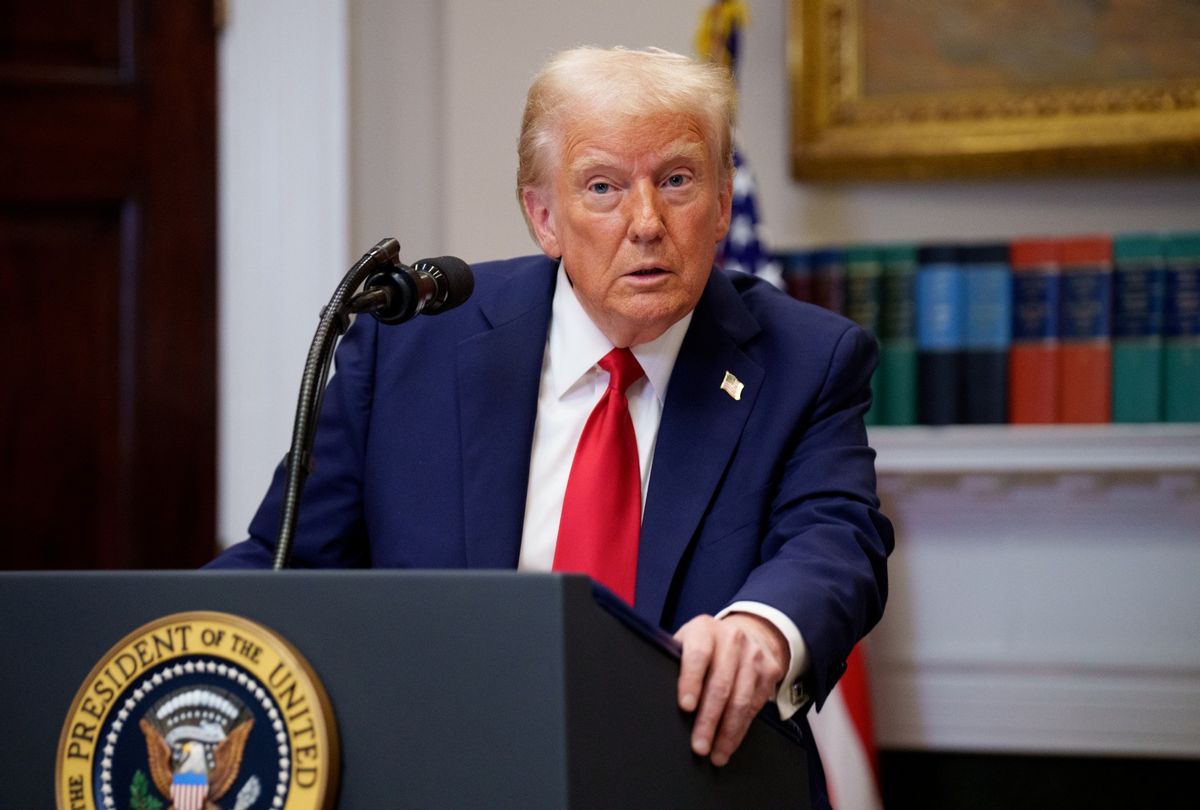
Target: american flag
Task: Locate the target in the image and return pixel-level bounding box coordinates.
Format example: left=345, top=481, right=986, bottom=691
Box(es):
left=809, top=644, right=884, bottom=810
left=720, top=148, right=783, bottom=288
left=695, top=1, right=782, bottom=287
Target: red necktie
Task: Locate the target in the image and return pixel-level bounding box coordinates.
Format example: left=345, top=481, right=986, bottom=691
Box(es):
left=553, top=348, right=645, bottom=605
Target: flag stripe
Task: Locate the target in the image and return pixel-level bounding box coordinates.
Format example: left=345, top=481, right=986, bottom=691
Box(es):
left=172, top=782, right=208, bottom=810
left=839, top=644, right=880, bottom=778
left=809, top=655, right=884, bottom=810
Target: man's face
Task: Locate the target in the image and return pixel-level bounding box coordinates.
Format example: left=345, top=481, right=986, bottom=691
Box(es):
left=522, top=109, right=732, bottom=347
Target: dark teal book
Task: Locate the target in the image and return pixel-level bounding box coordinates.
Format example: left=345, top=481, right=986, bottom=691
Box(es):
left=916, top=244, right=966, bottom=425
left=961, top=243, right=1012, bottom=424
left=1112, top=234, right=1166, bottom=423
left=844, top=246, right=883, bottom=425
left=1165, top=233, right=1200, bottom=422
left=878, top=244, right=918, bottom=425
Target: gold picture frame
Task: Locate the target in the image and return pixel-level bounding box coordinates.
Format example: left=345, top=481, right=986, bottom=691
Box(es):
left=789, top=0, right=1200, bottom=180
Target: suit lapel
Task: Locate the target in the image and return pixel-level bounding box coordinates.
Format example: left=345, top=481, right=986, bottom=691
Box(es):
left=457, top=258, right=556, bottom=568
left=635, top=272, right=763, bottom=624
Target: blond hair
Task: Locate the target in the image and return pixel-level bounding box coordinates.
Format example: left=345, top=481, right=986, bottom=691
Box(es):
left=516, top=47, right=735, bottom=224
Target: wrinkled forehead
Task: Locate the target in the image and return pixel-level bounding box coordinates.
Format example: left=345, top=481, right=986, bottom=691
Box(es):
left=550, top=103, right=721, bottom=178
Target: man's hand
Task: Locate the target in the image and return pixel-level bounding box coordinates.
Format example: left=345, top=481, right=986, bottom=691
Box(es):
left=673, top=612, right=789, bottom=767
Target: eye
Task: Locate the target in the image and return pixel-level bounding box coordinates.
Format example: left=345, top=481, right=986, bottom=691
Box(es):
left=589, top=181, right=612, bottom=194
left=665, top=173, right=689, bottom=188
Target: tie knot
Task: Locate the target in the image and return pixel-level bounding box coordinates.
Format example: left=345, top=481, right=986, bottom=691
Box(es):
left=599, top=348, right=644, bottom=395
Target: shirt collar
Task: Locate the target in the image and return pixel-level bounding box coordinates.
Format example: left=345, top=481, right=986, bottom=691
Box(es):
left=547, top=262, right=692, bottom=404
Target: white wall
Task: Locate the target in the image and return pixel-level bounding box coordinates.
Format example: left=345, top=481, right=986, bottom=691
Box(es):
left=218, top=0, right=349, bottom=547
left=218, top=0, right=1200, bottom=756
left=348, top=0, right=443, bottom=261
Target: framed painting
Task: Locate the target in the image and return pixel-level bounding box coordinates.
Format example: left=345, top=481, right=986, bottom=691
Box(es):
left=789, top=0, right=1200, bottom=180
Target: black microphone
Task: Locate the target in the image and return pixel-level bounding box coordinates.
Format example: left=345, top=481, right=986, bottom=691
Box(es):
left=355, top=255, right=474, bottom=324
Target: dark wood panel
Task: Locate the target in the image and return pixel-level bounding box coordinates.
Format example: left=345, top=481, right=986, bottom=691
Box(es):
left=0, top=0, right=216, bottom=569
left=0, top=0, right=129, bottom=81
left=0, top=205, right=124, bottom=568
left=127, top=0, right=218, bottom=569
left=0, top=92, right=138, bottom=201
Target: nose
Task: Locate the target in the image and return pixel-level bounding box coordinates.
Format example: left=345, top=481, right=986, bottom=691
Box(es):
left=625, top=180, right=665, bottom=243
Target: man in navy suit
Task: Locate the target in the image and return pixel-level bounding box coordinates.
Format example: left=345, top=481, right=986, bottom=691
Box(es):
left=212, top=46, right=892, bottom=804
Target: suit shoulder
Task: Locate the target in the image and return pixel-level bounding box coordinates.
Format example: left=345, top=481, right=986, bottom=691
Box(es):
left=469, top=254, right=556, bottom=285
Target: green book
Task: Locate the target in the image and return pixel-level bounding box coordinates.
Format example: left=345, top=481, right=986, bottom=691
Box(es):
left=1165, top=233, right=1200, bottom=422
left=877, top=244, right=918, bottom=425
left=1112, top=234, right=1166, bottom=423
left=844, top=246, right=884, bottom=425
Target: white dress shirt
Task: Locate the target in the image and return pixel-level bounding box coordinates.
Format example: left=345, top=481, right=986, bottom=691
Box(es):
left=518, top=264, right=808, bottom=719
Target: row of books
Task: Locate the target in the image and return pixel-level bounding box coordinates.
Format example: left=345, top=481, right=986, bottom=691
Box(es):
left=777, top=232, right=1200, bottom=426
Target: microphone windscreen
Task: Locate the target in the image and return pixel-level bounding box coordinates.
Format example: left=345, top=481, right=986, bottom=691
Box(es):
left=414, top=256, right=474, bottom=314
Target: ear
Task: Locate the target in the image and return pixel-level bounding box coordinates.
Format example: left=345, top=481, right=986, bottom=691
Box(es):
left=522, top=186, right=561, bottom=258
left=714, top=171, right=733, bottom=243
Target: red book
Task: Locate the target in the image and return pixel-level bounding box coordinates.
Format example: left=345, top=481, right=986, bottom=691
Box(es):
left=1009, top=239, right=1060, bottom=423
left=1057, top=237, right=1113, bottom=423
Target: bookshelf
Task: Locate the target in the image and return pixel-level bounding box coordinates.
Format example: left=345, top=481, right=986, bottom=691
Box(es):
left=869, top=423, right=1200, bottom=477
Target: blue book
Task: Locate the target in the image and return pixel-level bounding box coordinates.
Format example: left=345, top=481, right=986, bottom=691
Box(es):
left=961, top=243, right=1012, bottom=424
left=916, top=244, right=966, bottom=425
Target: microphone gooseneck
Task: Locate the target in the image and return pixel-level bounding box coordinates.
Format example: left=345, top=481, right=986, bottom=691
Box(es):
left=272, top=240, right=473, bottom=570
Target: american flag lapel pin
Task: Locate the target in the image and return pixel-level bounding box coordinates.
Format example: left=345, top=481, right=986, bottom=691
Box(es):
left=720, top=371, right=744, bottom=401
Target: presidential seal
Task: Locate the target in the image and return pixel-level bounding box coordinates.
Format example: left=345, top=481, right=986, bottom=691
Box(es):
left=56, top=611, right=338, bottom=810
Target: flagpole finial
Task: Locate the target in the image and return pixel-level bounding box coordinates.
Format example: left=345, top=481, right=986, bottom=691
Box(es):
left=695, top=0, right=750, bottom=77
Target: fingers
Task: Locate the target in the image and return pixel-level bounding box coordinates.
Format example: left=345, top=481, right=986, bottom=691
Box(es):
left=674, top=615, right=716, bottom=714
left=708, top=638, right=779, bottom=765
left=688, top=619, right=743, bottom=760
left=674, top=614, right=788, bottom=767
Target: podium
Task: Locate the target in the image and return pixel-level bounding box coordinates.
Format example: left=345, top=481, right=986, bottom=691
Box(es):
left=1, top=571, right=808, bottom=808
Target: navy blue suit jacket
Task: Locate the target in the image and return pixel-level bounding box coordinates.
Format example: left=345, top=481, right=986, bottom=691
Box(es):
left=213, top=255, right=892, bottom=792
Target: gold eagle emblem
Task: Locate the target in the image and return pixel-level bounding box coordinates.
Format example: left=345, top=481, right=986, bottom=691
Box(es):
left=139, top=715, right=253, bottom=810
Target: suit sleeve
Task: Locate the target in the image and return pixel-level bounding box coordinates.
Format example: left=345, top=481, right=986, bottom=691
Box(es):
left=728, top=322, right=893, bottom=708
left=206, top=315, right=381, bottom=569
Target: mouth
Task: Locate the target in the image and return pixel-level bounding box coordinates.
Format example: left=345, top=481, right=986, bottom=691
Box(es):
left=626, top=266, right=669, bottom=278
